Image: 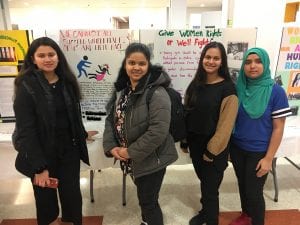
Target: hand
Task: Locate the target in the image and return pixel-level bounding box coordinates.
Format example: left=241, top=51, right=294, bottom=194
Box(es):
left=119, top=147, right=129, bottom=159
left=86, top=130, right=99, bottom=142
left=181, top=147, right=189, bottom=153
left=256, top=157, right=272, bottom=177
left=33, top=170, right=50, bottom=187
left=203, top=154, right=213, bottom=162
left=110, top=147, right=127, bottom=161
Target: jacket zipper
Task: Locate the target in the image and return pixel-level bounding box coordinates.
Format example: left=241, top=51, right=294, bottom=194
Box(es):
left=124, top=104, right=135, bottom=181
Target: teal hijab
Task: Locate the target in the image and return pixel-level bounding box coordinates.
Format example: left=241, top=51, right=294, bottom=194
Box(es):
left=236, top=47, right=274, bottom=119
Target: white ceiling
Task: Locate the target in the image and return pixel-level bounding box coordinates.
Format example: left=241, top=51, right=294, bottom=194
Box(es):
left=7, top=0, right=222, bottom=9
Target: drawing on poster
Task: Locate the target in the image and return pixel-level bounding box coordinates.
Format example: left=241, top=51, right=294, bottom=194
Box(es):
left=287, top=71, right=300, bottom=100
left=88, top=64, right=111, bottom=81
left=77, top=55, right=92, bottom=78
left=274, top=75, right=283, bottom=86
left=227, top=42, right=248, bottom=60
left=229, top=68, right=239, bottom=84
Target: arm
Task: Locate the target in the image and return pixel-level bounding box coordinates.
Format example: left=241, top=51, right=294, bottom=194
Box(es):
left=14, top=83, right=47, bottom=172
left=205, top=95, right=238, bottom=161
left=256, top=117, right=285, bottom=177
left=102, top=98, right=120, bottom=157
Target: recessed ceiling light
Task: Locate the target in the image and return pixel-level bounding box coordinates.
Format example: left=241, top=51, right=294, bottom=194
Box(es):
left=200, top=4, right=205, bottom=7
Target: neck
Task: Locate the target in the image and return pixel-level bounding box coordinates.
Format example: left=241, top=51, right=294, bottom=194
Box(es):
left=130, top=81, right=137, bottom=90
left=206, top=73, right=223, bottom=84
left=44, top=72, right=58, bottom=84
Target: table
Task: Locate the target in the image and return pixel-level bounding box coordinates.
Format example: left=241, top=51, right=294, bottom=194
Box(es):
left=0, top=116, right=299, bottom=203
left=271, top=116, right=300, bottom=202
left=83, top=116, right=300, bottom=203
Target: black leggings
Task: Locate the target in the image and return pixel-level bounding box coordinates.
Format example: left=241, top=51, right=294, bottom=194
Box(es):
left=230, top=143, right=268, bottom=225
left=33, top=148, right=82, bottom=225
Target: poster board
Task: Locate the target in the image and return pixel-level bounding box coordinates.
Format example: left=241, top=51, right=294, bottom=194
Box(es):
left=58, top=28, right=256, bottom=115
left=140, top=28, right=257, bottom=95
left=275, top=27, right=300, bottom=117
left=0, top=30, right=31, bottom=76
left=59, top=29, right=133, bottom=120
left=0, top=77, right=15, bottom=121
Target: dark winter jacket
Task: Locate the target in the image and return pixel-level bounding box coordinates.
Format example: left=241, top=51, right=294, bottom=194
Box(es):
left=13, top=70, right=89, bottom=178
left=103, top=66, right=178, bottom=178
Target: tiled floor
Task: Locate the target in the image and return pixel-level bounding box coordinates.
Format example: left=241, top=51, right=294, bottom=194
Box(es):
left=0, top=121, right=299, bottom=225
left=0, top=139, right=300, bottom=225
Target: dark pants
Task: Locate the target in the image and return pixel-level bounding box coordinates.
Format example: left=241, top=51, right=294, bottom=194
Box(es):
left=134, top=168, right=166, bottom=225
left=33, top=146, right=82, bottom=225
left=230, top=143, right=268, bottom=225
left=189, top=136, right=228, bottom=225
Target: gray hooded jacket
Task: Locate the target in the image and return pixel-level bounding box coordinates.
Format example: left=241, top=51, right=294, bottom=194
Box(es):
left=103, top=66, right=178, bottom=178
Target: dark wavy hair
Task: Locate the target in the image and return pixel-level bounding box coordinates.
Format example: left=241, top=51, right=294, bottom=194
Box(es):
left=15, top=36, right=81, bottom=100
left=114, top=42, right=152, bottom=91
left=184, top=41, right=231, bottom=108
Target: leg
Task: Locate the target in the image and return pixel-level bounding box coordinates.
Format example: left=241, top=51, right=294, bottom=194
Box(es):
left=198, top=155, right=228, bottom=225
left=271, top=158, right=278, bottom=202
left=58, top=149, right=82, bottom=225
left=134, top=168, right=166, bottom=225
left=33, top=184, right=59, bottom=225
left=244, top=151, right=268, bottom=225
left=230, top=143, right=248, bottom=212
left=90, top=170, right=94, bottom=203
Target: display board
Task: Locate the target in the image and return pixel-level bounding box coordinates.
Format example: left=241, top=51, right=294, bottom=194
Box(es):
left=59, top=29, right=133, bottom=120
left=0, top=30, right=31, bottom=76
left=0, top=77, right=15, bottom=120
left=275, top=27, right=300, bottom=117
left=0, top=30, right=31, bottom=121
left=140, top=28, right=257, bottom=95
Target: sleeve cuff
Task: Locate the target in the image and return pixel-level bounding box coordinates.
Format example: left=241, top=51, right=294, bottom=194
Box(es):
left=204, top=149, right=216, bottom=160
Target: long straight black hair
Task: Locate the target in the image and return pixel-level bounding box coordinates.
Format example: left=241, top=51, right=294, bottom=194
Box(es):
left=184, top=41, right=231, bottom=108
left=15, top=37, right=81, bottom=100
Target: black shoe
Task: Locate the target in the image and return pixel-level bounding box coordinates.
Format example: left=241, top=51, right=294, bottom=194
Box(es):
left=189, top=212, right=206, bottom=225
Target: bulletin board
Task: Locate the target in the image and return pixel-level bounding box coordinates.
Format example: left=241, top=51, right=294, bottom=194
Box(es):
left=275, top=27, right=300, bottom=117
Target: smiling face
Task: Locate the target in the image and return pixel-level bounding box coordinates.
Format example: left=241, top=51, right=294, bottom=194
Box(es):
left=125, top=52, right=149, bottom=89
left=202, top=47, right=222, bottom=76
left=33, top=45, right=59, bottom=75
left=243, top=53, right=264, bottom=79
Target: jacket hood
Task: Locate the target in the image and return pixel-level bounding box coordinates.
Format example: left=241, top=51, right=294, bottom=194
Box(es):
left=114, top=64, right=171, bottom=93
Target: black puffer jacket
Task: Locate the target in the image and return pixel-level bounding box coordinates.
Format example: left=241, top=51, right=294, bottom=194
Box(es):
left=14, top=71, right=89, bottom=177
left=103, top=66, right=178, bottom=178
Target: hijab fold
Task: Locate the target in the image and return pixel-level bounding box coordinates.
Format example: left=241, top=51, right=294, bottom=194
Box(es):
left=236, top=47, right=274, bottom=119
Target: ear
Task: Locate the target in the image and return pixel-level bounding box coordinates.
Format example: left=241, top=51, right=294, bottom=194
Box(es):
left=31, top=56, right=36, bottom=65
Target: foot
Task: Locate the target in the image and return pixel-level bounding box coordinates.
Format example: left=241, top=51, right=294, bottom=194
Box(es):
left=229, top=212, right=252, bottom=225
left=189, top=211, right=206, bottom=225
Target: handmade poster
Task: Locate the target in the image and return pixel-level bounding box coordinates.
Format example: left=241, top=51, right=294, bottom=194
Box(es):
left=59, top=29, right=133, bottom=118
left=0, top=77, right=15, bottom=119
left=275, top=27, right=300, bottom=116
left=140, top=28, right=257, bottom=95
left=0, top=30, right=31, bottom=76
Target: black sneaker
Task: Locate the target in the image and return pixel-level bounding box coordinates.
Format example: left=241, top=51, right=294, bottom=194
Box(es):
left=189, top=211, right=206, bottom=225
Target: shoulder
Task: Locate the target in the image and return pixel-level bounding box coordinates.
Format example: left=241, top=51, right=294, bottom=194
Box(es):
left=222, top=80, right=237, bottom=97
left=272, top=83, right=286, bottom=95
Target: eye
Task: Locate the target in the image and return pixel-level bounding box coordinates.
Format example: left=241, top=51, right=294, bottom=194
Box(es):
left=245, top=60, right=251, bottom=65
left=127, top=61, right=135, bottom=65
left=48, top=53, right=56, bottom=57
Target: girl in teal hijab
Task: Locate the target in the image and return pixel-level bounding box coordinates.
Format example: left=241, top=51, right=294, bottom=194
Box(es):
left=236, top=47, right=274, bottom=119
